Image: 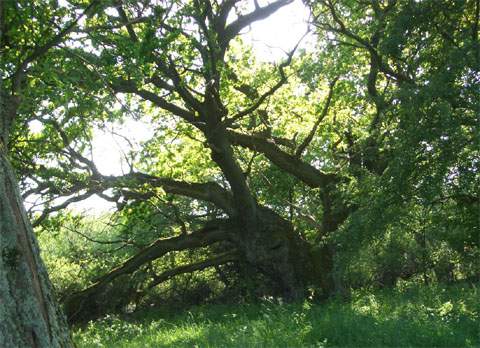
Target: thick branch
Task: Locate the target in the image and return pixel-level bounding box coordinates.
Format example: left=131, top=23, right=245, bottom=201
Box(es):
left=147, top=251, right=237, bottom=290
left=113, top=0, right=138, bottom=42
left=228, top=130, right=336, bottom=188
left=29, top=169, right=234, bottom=227
left=101, top=222, right=227, bottom=285
left=64, top=220, right=230, bottom=321
left=127, top=173, right=234, bottom=214
left=111, top=79, right=198, bottom=126
left=221, top=0, right=292, bottom=48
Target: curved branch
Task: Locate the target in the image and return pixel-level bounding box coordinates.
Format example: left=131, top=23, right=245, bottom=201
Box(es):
left=146, top=251, right=238, bottom=290
left=30, top=171, right=234, bottom=226
left=223, top=35, right=304, bottom=128
left=320, top=0, right=412, bottom=84
left=32, top=189, right=99, bottom=227
left=221, top=0, right=293, bottom=48
left=100, top=221, right=228, bottom=285
left=124, top=173, right=234, bottom=214
left=64, top=219, right=231, bottom=321
left=295, top=77, right=338, bottom=157
left=227, top=130, right=336, bottom=188
left=111, top=79, right=198, bottom=126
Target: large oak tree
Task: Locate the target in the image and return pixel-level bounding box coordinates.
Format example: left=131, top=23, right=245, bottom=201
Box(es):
left=5, top=0, right=478, bottom=326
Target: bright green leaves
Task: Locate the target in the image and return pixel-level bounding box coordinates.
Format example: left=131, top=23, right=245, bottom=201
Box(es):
left=138, top=123, right=219, bottom=182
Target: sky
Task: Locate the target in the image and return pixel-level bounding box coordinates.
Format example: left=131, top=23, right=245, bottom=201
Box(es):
left=243, top=0, right=312, bottom=61
left=67, top=0, right=312, bottom=215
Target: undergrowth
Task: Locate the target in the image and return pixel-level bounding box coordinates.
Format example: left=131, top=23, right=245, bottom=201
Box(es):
left=74, top=283, right=479, bottom=347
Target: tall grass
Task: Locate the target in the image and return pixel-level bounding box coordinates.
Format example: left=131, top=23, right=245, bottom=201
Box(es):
left=74, top=283, right=479, bottom=347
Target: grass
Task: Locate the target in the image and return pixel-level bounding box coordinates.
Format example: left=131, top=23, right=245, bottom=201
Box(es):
left=74, top=283, right=479, bottom=347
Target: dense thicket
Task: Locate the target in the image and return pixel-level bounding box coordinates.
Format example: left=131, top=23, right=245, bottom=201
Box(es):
left=3, top=0, right=478, bottom=330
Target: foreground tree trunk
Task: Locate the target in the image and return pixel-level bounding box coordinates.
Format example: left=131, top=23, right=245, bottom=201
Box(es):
left=0, top=151, right=73, bottom=347
left=0, top=0, right=99, bottom=343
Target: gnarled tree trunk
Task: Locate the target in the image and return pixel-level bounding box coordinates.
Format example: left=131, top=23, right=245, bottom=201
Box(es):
left=64, top=221, right=230, bottom=322
left=63, top=206, right=316, bottom=323
left=206, top=122, right=313, bottom=300
left=227, top=206, right=315, bottom=299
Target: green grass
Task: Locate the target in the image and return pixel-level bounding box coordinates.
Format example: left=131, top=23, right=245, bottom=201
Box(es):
left=74, top=283, right=479, bottom=347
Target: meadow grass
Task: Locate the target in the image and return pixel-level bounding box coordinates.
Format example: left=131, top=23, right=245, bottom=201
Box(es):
left=74, top=283, right=479, bottom=347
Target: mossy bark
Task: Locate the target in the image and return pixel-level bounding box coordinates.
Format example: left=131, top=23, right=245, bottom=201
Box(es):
left=0, top=151, right=73, bottom=347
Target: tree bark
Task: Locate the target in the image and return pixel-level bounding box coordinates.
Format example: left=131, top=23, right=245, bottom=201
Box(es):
left=0, top=68, right=72, bottom=345
left=0, top=151, right=73, bottom=347
left=207, top=124, right=310, bottom=299
left=0, top=2, right=102, bottom=344
left=235, top=207, right=315, bottom=299
left=62, top=204, right=317, bottom=323
left=227, top=130, right=352, bottom=296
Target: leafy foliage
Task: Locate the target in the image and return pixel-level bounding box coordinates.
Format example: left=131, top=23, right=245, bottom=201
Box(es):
left=4, top=0, right=478, bottom=324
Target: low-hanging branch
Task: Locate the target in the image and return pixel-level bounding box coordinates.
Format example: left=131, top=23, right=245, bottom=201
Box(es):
left=146, top=251, right=238, bottom=290
left=31, top=172, right=235, bottom=226
left=27, top=136, right=235, bottom=225
left=64, top=219, right=232, bottom=321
